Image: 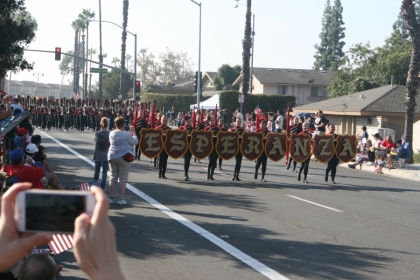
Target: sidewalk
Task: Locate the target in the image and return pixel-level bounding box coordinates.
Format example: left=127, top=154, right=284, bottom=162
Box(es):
left=338, top=161, right=420, bottom=181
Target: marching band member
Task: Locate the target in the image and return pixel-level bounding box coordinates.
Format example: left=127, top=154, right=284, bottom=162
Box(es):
left=297, top=122, right=312, bottom=183
left=204, top=117, right=218, bottom=180
left=255, top=120, right=269, bottom=182
left=231, top=118, right=244, bottom=181
left=217, top=117, right=228, bottom=170
left=155, top=116, right=171, bottom=179
left=325, top=123, right=339, bottom=184
left=178, top=115, right=193, bottom=181
left=287, top=117, right=302, bottom=172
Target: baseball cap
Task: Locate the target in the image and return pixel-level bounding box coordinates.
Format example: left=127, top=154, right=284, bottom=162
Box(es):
left=10, top=149, right=23, bottom=162
left=373, top=132, right=380, bottom=138
left=25, top=143, right=38, bottom=154
left=17, top=127, right=28, bottom=135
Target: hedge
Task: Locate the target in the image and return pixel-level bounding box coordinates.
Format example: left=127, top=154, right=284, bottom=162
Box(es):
left=141, top=93, right=210, bottom=114
left=219, top=90, right=296, bottom=115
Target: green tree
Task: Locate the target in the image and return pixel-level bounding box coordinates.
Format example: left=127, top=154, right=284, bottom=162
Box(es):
left=214, top=64, right=242, bottom=90
left=0, top=0, right=38, bottom=78
left=313, top=0, right=346, bottom=71
left=99, top=69, right=132, bottom=100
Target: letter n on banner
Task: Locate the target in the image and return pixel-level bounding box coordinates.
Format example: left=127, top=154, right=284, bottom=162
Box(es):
left=290, top=134, right=312, bottom=163
left=139, top=128, right=163, bottom=159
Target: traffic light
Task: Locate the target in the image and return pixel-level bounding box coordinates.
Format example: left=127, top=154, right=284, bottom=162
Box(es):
left=199, top=71, right=203, bottom=90
left=55, top=47, right=61, bottom=61
left=194, top=71, right=198, bottom=92
left=135, top=80, right=141, bottom=93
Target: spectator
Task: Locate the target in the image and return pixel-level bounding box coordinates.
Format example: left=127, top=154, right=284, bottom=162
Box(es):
left=31, top=135, right=64, bottom=190
left=93, top=117, right=110, bottom=190
left=2, top=149, right=45, bottom=189
left=267, top=113, right=276, bottom=132
left=314, top=110, right=327, bottom=135
left=372, top=133, right=383, bottom=164
left=0, top=95, right=12, bottom=120
left=0, top=183, right=126, bottom=279
left=275, top=110, right=283, bottom=133
left=18, top=253, right=57, bottom=280
left=14, top=128, right=28, bottom=151
left=380, top=135, right=396, bottom=168
left=361, top=126, right=368, bottom=140
left=108, top=116, right=137, bottom=205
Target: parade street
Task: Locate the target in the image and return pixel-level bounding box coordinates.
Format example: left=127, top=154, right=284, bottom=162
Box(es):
left=41, top=129, right=420, bottom=280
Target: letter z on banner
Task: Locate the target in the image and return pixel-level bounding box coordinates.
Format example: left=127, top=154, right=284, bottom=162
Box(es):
left=240, top=132, right=264, bottom=161
left=164, top=130, right=188, bottom=159
left=216, top=131, right=239, bottom=160
left=190, top=130, right=214, bottom=160
left=139, top=128, right=163, bottom=159
left=312, top=134, right=335, bottom=163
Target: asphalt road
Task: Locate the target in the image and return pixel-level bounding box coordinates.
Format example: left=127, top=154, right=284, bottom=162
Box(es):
left=36, top=128, right=420, bottom=280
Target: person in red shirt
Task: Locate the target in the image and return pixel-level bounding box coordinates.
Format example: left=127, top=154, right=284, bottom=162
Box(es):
left=380, top=135, right=396, bottom=168
left=255, top=120, right=269, bottom=182
left=2, top=149, right=45, bottom=189
left=297, top=122, right=312, bottom=183
left=325, top=123, right=339, bottom=184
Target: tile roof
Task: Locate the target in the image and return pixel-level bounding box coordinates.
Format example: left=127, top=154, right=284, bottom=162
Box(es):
left=233, top=67, right=334, bottom=86
left=292, top=85, right=420, bottom=115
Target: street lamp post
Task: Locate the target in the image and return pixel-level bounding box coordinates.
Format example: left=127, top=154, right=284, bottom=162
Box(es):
left=190, top=0, right=202, bottom=111
left=87, top=20, right=137, bottom=101
left=85, top=20, right=89, bottom=97
left=33, top=72, right=43, bottom=97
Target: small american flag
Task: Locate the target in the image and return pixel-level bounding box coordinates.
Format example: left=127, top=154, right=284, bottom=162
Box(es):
left=48, top=234, right=74, bottom=255
left=47, top=183, right=91, bottom=254
left=79, top=182, right=90, bottom=191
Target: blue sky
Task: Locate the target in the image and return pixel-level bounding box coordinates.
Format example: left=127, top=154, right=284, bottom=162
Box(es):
left=12, top=0, right=401, bottom=87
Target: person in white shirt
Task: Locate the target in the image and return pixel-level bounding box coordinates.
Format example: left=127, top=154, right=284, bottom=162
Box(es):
left=275, top=110, right=283, bottom=133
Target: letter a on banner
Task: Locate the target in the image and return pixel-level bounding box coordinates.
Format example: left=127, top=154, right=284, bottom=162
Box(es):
left=335, top=135, right=357, bottom=163
left=312, top=134, right=335, bottom=163
left=290, top=134, right=312, bottom=163
left=139, top=128, right=163, bottom=159
left=164, top=130, right=188, bottom=159
left=216, top=131, right=239, bottom=160
left=265, top=133, right=287, bottom=162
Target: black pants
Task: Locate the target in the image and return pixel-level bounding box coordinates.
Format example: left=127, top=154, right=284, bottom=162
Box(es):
left=255, top=153, right=268, bottom=178
left=135, top=143, right=141, bottom=159
left=298, top=157, right=311, bottom=180
left=159, top=151, right=168, bottom=176
left=207, top=150, right=218, bottom=177
left=325, top=156, right=339, bottom=181
left=184, top=150, right=192, bottom=177
left=218, top=157, right=223, bottom=168
left=59, top=115, right=64, bottom=129
left=287, top=158, right=297, bottom=171
left=367, top=151, right=375, bottom=162
left=233, top=151, right=243, bottom=178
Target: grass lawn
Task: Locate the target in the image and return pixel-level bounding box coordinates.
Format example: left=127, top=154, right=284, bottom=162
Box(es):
left=414, top=152, right=420, bottom=164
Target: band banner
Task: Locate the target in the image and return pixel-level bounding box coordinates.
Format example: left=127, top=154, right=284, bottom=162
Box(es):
left=312, top=134, right=335, bottom=163
left=240, top=132, right=264, bottom=161
left=335, top=135, right=357, bottom=163
left=139, top=128, right=163, bottom=159
left=216, top=131, right=239, bottom=160
left=190, top=130, right=214, bottom=160
left=290, top=134, right=312, bottom=163
left=164, top=130, right=188, bottom=159
left=265, top=132, right=287, bottom=162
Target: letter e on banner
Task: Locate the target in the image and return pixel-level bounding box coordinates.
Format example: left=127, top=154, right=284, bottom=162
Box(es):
left=265, top=133, right=287, bottom=162
left=313, top=134, right=335, bottom=163
left=216, top=131, right=239, bottom=160
left=164, top=130, right=188, bottom=159
left=290, top=134, right=312, bottom=163
left=335, top=135, right=357, bottom=162
left=139, top=128, right=163, bottom=159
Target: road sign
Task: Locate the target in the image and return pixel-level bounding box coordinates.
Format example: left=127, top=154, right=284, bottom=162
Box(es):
left=90, top=68, right=108, bottom=73
left=238, top=94, right=244, bottom=103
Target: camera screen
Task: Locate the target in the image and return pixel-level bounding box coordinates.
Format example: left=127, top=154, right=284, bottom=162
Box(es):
left=25, top=193, right=86, bottom=232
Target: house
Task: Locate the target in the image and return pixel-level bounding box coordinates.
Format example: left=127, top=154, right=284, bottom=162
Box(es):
left=201, top=72, right=217, bottom=89
left=233, top=67, right=334, bottom=106
left=292, top=84, right=420, bottom=152
left=19, top=81, right=38, bottom=97
left=6, top=80, right=22, bottom=95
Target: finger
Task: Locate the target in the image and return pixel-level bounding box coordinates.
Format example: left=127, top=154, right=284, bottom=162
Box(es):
left=74, top=213, right=90, bottom=242
left=1, top=183, right=32, bottom=222
left=89, top=186, right=109, bottom=225
left=16, top=233, right=52, bottom=256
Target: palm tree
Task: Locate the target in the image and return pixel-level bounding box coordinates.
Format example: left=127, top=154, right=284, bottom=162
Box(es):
left=241, top=0, right=252, bottom=114
left=119, top=0, right=129, bottom=97
left=126, top=53, right=132, bottom=71
left=98, top=0, right=104, bottom=99
left=78, top=8, right=96, bottom=97
left=71, top=18, right=85, bottom=94
left=112, top=57, right=120, bottom=67
left=88, top=48, right=97, bottom=93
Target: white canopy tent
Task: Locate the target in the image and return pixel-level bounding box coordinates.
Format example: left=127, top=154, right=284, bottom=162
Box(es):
left=189, top=94, right=219, bottom=110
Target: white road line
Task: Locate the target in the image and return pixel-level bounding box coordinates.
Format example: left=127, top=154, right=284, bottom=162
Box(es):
left=201, top=167, right=229, bottom=176
left=287, top=195, right=343, bottom=213
left=41, top=131, right=289, bottom=280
